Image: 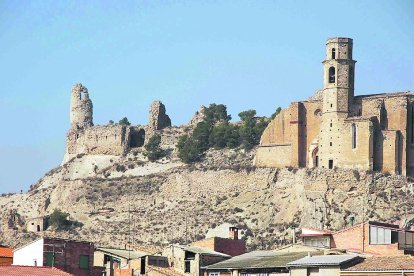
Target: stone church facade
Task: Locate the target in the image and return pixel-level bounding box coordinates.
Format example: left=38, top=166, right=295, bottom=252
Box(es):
left=256, top=38, right=414, bottom=176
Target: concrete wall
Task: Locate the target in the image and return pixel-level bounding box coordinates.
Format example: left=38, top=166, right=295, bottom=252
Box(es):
left=26, top=217, right=45, bottom=233
left=290, top=267, right=340, bottom=276
left=13, top=239, right=43, bottom=266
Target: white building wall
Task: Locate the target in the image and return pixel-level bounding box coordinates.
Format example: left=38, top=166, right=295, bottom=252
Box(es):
left=13, top=238, right=44, bottom=266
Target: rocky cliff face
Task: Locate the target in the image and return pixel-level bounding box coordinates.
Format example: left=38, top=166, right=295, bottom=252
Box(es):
left=1, top=146, right=414, bottom=251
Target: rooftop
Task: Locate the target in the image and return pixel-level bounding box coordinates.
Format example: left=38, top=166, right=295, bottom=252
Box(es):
left=0, top=247, right=13, bottom=258
left=175, top=245, right=230, bottom=257
left=96, top=247, right=149, bottom=260
left=203, top=250, right=323, bottom=270
left=0, top=266, right=74, bottom=276
left=343, top=256, right=414, bottom=271
left=287, top=255, right=358, bottom=267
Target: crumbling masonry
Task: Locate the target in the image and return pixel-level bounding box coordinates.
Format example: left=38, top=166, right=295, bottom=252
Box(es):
left=64, top=84, right=172, bottom=162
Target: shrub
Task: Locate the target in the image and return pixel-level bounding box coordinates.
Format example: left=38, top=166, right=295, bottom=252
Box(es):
left=49, top=209, right=71, bottom=230
left=144, top=134, right=167, bottom=161
left=119, top=117, right=131, bottom=125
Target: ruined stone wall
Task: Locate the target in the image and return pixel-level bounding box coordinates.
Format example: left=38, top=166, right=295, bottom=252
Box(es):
left=70, top=83, right=93, bottom=130
left=148, top=101, right=171, bottom=131
left=67, top=125, right=130, bottom=157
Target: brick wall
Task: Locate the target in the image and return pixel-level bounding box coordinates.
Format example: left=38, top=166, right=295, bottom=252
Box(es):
left=331, top=223, right=403, bottom=256
left=192, top=237, right=246, bottom=257
left=43, top=238, right=97, bottom=276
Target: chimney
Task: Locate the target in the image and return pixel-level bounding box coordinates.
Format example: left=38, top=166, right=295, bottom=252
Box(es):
left=229, top=226, right=239, bottom=240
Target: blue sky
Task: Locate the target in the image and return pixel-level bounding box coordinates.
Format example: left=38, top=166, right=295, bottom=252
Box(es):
left=0, top=0, right=413, bottom=193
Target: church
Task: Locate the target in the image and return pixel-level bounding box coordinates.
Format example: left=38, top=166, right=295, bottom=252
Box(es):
left=256, top=38, right=414, bottom=176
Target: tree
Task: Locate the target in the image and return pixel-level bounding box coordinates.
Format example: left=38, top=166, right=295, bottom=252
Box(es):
left=254, top=118, right=269, bottom=144
left=223, top=123, right=240, bottom=148
left=119, top=117, right=131, bottom=125
left=204, top=104, right=231, bottom=125
left=209, top=123, right=229, bottom=149
left=238, top=110, right=257, bottom=149
left=177, top=135, right=203, bottom=163
left=238, top=110, right=256, bottom=123
left=144, top=134, right=166, bottom=161
left=108, top=120, right=114, bottom=125
left=238, top=109, right=269, bottom=149
left=271, top=107, right=282, bottom=119
left=49, top=209, right=71, bottom=230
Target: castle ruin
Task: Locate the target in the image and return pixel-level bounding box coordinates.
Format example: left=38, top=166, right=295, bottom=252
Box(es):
left=64, top=84, right=172, bottom=162
left=256, top=38, right=414, bottom=176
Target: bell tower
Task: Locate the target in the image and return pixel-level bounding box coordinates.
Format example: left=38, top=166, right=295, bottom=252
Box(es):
left=322, top=37, right=356, bottom=116
left=318, top=38, right=356, bottom=169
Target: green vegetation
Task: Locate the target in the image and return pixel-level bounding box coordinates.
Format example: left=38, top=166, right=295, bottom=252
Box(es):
left=177, top=104, right=272, bottom=163
left=118, top=117, right=131, bottom=125
left=49, top=209, right=71, bottom=230
left=271, top=107, right=282, bottom=119
left=144, top=134, right=167, bottom=161
left=108, top=120, right=114, bottom=125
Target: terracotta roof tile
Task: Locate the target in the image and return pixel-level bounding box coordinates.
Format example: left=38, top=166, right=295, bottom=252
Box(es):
left=0, top=247, right=13, bottom=258
left=0, top=266, right=74, bottom=276
left=344, top=256, right=414, bottom=271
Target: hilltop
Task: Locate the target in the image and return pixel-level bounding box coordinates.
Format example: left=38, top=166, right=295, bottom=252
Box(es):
left=1, top=141, right=413, bottom=251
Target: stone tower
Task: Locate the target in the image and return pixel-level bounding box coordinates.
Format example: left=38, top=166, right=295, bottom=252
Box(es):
left=148, top=101, right=171, bottom=131
left=322, top=37, right=356, bottom=116
left=318, top=38, right=357, bottom=169
left=70, top=83, right=93, bottom=130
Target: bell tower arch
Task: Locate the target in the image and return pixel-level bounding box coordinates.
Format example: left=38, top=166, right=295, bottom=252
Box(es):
left=322, top=37, right=356, bottom=116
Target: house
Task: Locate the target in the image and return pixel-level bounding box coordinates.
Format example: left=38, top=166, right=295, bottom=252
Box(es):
left=163, top=244, right=231, bottom=276
left=299, top=228, right=332, bottom=249
left=203, top=250, right=325, bottom=276
left=27, top=216, right=48, bottom=232
left=192, top=226, right=246, bottom=257
left=0, top=265, right=75, bottom=275
left=0, top=247, right=13, bottom=265
left=94, top=247, right=169, bottom=275
left=341, top=255, right=414, bottom=275
left=288, top=255, right=361, bottom=276
left=299, top=221, right=414, bottom=255
left=13, top=237, right=103, bottom=276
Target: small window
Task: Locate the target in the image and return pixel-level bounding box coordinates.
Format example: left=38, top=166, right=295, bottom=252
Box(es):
left=329, top=67, right=335, bottom=83
left=79, top=255, right=89, bottom=269
left=411, top=106, right=414, bottom=144
left=331, top=48, right=336, bottom=59
left=329, top=160, right=333, bottom=169
left=330, top=142, right=332, bottom=146
left=37, top=225, right=41, bottom=232
left=352, top=123, right=357, bottom=149
left=46, top=252, right=54, bottom=267
left=185, top=260, right=191, bottom=273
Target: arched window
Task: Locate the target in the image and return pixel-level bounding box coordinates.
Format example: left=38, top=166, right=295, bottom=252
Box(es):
left=352, top=123, right=357, bottom=149
left=329, top=67, right=335, bottom=83
left=331, top=48, right=336, bottom=59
